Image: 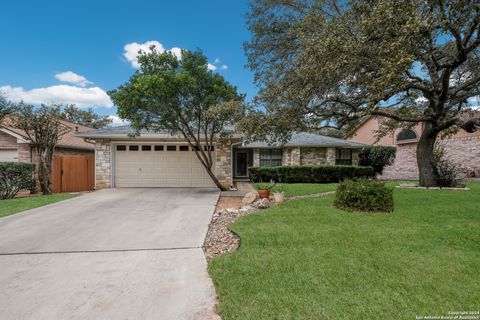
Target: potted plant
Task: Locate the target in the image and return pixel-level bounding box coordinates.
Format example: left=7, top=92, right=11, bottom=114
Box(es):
left=254, top=181, right=275, bottom=199
left=273, top=187, right=285, bottom=203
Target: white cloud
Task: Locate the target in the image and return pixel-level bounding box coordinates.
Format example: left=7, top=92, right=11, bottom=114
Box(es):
left=108, top=115, right=130, bottom=126
left=123, top=41, right=183, bottom=68
left=0, top=85, right=113, bottom=108
left=214, top=58, right=221, bottom=64
left=221, top=65, right=228, bottom=70
left=55, top=71, right=92, bottom=87
left=207, top=63, right=217, bottom=71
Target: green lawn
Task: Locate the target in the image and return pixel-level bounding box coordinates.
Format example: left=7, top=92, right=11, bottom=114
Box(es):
left=209, top=182, right=480, bottom=319
left=0, top=193, right=79, bottom=218
left=254, top=182, right=339, bottom=196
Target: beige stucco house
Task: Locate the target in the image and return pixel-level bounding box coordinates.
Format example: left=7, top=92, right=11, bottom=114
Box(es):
left=76, top=126, right=367, bottom=189
left=346, top=116, right=480, bottom=179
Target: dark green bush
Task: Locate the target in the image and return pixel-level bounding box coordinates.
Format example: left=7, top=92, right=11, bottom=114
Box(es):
left=248, top=165, right=374, bottom=183
left=358, top=146, right=396, bottom=175
left=334, top=178, right=394, bottom=212
left=0, top=162, right=36, bottom=199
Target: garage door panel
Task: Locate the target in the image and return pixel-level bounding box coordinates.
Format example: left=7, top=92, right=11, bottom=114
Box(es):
left=114, top=146, right=216, bottom=188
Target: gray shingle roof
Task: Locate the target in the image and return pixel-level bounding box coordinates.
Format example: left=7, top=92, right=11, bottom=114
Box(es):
left=242, top=132, right=368, bottom=148
left=76, top=126, right=367, bottom=148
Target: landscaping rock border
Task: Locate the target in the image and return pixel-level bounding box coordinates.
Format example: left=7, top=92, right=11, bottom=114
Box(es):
left=203, top=191, right=337, bottom=261
left=203, top=198, right=272, bottom=261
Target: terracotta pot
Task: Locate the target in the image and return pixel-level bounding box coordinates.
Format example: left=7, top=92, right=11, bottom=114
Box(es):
left=257, top=189, right=270, bottom=199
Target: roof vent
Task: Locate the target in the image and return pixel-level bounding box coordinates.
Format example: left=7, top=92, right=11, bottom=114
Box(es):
left=75, top=126, right=79, bottom=133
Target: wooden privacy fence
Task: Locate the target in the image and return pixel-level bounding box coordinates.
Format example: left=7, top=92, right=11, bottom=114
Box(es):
left=52, top=155, right=94, bottom=193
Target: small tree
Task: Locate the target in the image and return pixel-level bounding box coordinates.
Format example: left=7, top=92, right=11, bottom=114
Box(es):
left=109, top=48, right=244, bottom=190
left=358, top=146, right=397, bottom=175
left=12, top=104, right=69, bottom=194
left=61, top=104, right=113, bottom=128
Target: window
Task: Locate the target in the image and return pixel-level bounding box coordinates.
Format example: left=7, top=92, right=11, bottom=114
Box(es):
left=259, top=149, right=282, bottom=167
left=204, top=145, right=215, bottom=151
left=192, top=146, right=201, bottom=151
left=335, top=149, right=352, bottom=165
left=396, top=129, right=417, bottom=142
left=179, top=145, right=189, bottom=151
left=154, top=145, right=164, bottom=151
left=166, top=145, right=176, bottom=151
left=116, top=145, right=126, bottom=151
left=142, top=145, right=152, bottom=151
left=129, top=145, right=139, bottom=151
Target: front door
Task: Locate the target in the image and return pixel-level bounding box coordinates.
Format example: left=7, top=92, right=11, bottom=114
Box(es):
left=234, top=149, right=252, bottom=178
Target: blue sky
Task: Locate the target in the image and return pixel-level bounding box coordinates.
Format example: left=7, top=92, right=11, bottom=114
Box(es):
left=0, top=0, right=255, bottom=124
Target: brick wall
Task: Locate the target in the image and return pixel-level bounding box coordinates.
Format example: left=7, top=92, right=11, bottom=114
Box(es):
left=380, top=135, right=480, bottom=180
left=443, top=135, right=480, bottom=177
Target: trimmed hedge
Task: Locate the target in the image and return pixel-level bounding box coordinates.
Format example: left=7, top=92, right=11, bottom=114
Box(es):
left=248, top=165, right=374, bottom=183
left=334, top=178, right=394, bottom=212
left=0, top=162, right=36, bottom=199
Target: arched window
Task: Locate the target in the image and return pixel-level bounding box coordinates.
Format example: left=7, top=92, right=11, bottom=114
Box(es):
left=396, top=129, right=417, bottom=142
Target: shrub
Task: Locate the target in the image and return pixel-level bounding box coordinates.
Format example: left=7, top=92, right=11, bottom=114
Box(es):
left=0, top=162, right=36, bottom=199
left=334, top=178, right=394, bottom=212
left=358, top=146, right=396, bottom=175
left=248, top=165, right=374, bottom=183
left=433, top=143, right=463, bottom=187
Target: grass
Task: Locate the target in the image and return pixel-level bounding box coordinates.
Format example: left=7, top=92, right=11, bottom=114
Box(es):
left=209, top=182, right=480, bottom=319
left=0, top=193, right=79, bottom=218
left=254, top=182, right=339, bottom=196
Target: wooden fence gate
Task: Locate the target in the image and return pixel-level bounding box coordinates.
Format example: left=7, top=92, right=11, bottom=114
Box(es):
left=52, top=155, right=94, bottom=193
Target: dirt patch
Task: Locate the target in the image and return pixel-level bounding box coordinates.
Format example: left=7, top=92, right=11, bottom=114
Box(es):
left=215, top=196, right=243, bottom=211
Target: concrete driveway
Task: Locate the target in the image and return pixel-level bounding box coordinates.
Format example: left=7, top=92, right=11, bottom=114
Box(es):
left=0, top=188, right=220, bottom=320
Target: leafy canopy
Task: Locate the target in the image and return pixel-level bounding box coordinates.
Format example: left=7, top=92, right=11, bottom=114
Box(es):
left=61, top=105, right=112, bottom=128
left=110, top=48, right=244, bottom=139
left=243, top=0, right=480, bottom=140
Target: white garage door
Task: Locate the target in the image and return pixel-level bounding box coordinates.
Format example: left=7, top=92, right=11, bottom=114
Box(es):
left=0, top=149, right=18, bottom=162
left=114, top=144, right=216, bottom=188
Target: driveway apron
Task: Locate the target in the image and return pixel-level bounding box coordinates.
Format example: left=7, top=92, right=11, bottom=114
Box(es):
left=0, top=188, right=220, bottom=320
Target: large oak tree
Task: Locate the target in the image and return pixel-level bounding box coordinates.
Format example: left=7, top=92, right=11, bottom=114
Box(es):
left=109, top=48, right=244, bottom=190
left=243, top=0, right=480, bottom=186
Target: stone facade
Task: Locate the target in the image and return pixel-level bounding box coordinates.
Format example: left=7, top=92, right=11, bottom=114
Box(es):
left=215, top=138, right=238, bottom=189
left=251, top=146, right=349, bottom=167
left=95, top=139, right=111, bottom=189
left=300, top=147, right=327, bottom=165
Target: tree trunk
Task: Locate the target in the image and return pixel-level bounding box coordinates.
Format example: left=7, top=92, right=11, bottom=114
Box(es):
left=204, top=165, right=228, bottom=191
left=191, top=147, right=228, bottom=191
left=38, top=148, right=53, bottom=194
left=416, top=127, right=439, bottom=187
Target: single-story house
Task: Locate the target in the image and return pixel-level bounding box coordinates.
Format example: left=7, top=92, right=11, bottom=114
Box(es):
left=76, top=126, right=367, bottom=189
left=0, top=120, right=94, bottom=163
left=345, top=116, right=480, bottom=179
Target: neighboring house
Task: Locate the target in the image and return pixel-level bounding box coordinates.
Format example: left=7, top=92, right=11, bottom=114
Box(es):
left=0, top=120, right=94, bottom=163
left=345, top=117, right=480, bottom=180
left=76, top=126, right=367, bottom=189
left=1, top=120, right=95, bottom=193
